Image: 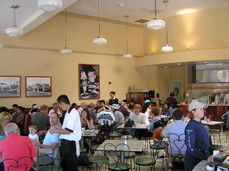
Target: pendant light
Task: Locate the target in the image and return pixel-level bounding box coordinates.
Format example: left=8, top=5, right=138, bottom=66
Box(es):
left=161, top=0, right=173, bottom=53
left=123, top=15, right=132, bottom=58
left=60, top=9, right=72, bottom=54
left=92, top=0, right=107, bottom=45
left=5, top=4, right=23, bottom=38
left=37, top=0, right=63, bottom=12
left=147, top=0, right=165, bottom=30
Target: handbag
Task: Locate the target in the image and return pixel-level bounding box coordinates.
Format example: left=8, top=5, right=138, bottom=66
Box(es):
left=124, top=119, right=135, bottom=127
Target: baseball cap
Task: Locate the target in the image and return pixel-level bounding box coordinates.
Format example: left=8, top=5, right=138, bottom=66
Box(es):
left=110, top=104, right=120, bottom=109
left=144, top=99, right=150, bottom=103
left=88, top=103, right=95, bottom=108
left=188, top=101, right=208, bottom=112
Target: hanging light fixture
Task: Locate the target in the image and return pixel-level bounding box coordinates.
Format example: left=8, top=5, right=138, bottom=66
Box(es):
left=147, top=0, right=165, bottom=30
left=161, top=0, right=173, bottom=53
left=60, top=9, right=72, bottom=54
left=123, top=15, right=132, bottom=58
left=5, top=4, right=23, bottom=38
left=92, top=0, right=107, bottom=45
left=37, top=0, right=63, bottom=12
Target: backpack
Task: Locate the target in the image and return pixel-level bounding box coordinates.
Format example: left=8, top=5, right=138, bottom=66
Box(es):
left=77, top=153, right=90, bottom=166
left=124, top=119, right=135, bottom=127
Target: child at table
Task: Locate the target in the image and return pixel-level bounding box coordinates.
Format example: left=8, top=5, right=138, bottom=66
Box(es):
left=153, top=121, right=169, bottom=157
left=28, top=124, right=39, bottom=142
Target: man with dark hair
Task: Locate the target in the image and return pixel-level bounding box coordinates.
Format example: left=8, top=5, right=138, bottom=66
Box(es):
left=162, top=108, right=187, bottom=169
left=50, top=95, right=81, bottom=171
left=97, top=100, right=109, bottom=113
left=166, top=92, right=178, bottom=109
left=108, top=91, right=119, bottom=105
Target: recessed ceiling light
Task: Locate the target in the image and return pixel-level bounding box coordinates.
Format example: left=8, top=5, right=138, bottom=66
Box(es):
left=203, top=61, right=208, bottom=64
left=118, top=2, right=126, bottom=7
left=177, top=9, right=198, bottom=15
left=164, top=66, right=167, bottom=68
left=177, top=63, right=181, bottom=65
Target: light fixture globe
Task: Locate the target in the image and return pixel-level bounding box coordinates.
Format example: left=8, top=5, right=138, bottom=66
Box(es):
left=161, top=44, right=173, bottom=53
left=123, top=53, right=133, bottom=58
left=92, top=36, right=107, bottom=45
left=147, top=18, right=165, bottom=30
left=5, top=26, right=23, bottom=37
left=37, top=0, right=63, bottom=12
left=60, top=47, right=72, bottom=54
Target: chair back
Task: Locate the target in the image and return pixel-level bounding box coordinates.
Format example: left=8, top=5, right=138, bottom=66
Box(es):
left=104, top=142, right=130, bottom=170
left=168, top=133, right=186, bottom=157
left=23, top=114, right=32, bottom=135
left=2, top=156, right=34, bottom=171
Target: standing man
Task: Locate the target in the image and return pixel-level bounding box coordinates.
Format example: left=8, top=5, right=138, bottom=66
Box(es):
left=166, top=92, right=178, bottom=109
left=49, top=95, right=81, bottom=171
left=108, top=91, right=119, bottom=105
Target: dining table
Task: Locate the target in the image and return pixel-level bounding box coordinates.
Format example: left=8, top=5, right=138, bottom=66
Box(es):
left=97, top=139, right=145, bottom=162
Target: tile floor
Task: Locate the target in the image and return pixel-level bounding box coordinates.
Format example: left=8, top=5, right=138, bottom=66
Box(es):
left=37, top=131, right=228, bottom=171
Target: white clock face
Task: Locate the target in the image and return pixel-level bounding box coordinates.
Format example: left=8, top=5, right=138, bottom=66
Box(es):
left=217, top=70, right=229, bottom=82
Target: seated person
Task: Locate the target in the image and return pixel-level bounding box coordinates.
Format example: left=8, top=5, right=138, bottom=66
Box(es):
left=34, top=112, right=60, bottom=165
left=110, top=104, right=124, bottom=129
left=149, top=108, right=161, bottom=133
left=32, top=105, right=50, bottom=135
left=80, top=109, right=94, bottom=153
left=96, top=110, right=115, bottom=126
left=96, top=100, right=110, bottom=113
left=119, top=101, right=130, bottom=119
left=153, top=120, right=168, bottom=157
left=28, top=124, right=39, bottom=142
left=49, top=102, right=62, bottom=117
left=0, top=123, right=37, bottom=171
left=162, top=108, right=187, bottom=169
left=222, top=111, right=229, bottom=129
left=0, top=112, right=12, bottom=140
left=161, top=102, right=169, bottom=115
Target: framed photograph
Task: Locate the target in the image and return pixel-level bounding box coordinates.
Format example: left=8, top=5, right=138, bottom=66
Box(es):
left=169, top=80, right=183, bottom=101
left=79, top=64, right=100, bottom=99
left=26, top=76, right=52, bottom=97
left=0, top=76, right=21, bottom=98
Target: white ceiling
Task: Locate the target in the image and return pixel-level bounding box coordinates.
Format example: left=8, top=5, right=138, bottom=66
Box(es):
left=0, top=0, right=229, bottom=36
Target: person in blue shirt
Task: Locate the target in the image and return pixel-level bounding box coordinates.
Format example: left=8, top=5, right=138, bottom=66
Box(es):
left=184, top=101, right=213, bottom=171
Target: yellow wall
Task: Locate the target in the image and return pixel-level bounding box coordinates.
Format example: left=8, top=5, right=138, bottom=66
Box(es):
left=158, top=66, right=187, bottom=103
left=0, top=47, right=160, bottom=108
left=1, top=6, right=229, bottom=108
left=144, top=6, right=229, bottom=55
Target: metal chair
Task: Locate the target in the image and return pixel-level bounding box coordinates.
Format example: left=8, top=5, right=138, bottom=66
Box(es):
left=106, top=143, right=131, bottom=171
left=1, top=156, right=35, bottom=171
left=209, top=129, right=221, bottom=146
left=35, top=148, right=57, bottom=171
left=168, top=133, right=186, bottom=170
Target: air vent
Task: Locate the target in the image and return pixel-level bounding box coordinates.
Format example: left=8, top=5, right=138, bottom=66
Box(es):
left=134, top=19, right=149, bottom=24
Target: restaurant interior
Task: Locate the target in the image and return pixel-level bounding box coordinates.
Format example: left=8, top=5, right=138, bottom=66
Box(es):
left=0, top=0, right=229, bottom=170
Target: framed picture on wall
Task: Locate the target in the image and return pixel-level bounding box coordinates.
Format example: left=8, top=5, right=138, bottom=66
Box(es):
left=169, top=80, right=183, bottom=101
left=26, top=76, right=52, bottom=97
left=0, top=76, right=21, bottom=98
left=79, top=64, right=100, bottom=99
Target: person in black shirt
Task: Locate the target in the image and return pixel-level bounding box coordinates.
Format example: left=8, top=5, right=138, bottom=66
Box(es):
left=108, top=91, right=119, bottom=105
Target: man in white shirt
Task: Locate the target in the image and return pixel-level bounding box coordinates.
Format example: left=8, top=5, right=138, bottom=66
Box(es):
left=50, top=95, right=81, bottom=171
left=48, top=102, right=62, bottom=117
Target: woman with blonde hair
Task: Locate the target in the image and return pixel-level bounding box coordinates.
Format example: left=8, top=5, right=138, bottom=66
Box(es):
left=0, top=112, right=12, bottom=140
